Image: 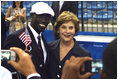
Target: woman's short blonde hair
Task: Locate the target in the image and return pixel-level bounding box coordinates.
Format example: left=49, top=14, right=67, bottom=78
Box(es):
left=54, top=11, right=79, bottom=33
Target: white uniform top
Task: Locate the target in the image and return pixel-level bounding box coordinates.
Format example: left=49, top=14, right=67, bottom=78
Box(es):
left=1, top=66, right=12, bottom=79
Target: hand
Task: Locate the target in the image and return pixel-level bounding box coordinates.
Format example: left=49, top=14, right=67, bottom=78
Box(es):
left=18, top=13, right=24, bottom=17
left=12, top=16, right=17, bottom=20
left=6, top=16, right=16, bottom=21
left=61, top=56, right=94, bottom=79
left=8, top=47, right=37, bottom=77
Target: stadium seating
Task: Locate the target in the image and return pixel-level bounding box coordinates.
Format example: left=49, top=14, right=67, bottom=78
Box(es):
left=114, top=17, right=117, bottom=20
left=87, top=1, right=106, bottom=10
left=8, top=1, right=13, bottom=6
left=78, top=1, right=87, bottom=9
left=107, top=2, right=117, bottom=10
left=93, top=11, right=114, bottom=20
left=114, top=16, right=117, bottom=23
left=26, top=9, right=31, bottom=19
left=40, top=1, right=52, bottom=7
left=23, top=1, right=32, bottom=8
left=1, top=2, right=9, bottom=9
left=78, top=10, right=93, bottom=20
left=48, top=1, right=52, bottom=7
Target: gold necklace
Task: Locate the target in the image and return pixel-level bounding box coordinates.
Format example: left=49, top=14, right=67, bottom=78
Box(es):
left=15, top=8, right=21, bottom=30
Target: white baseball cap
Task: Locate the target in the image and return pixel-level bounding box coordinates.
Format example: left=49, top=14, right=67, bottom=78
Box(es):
left=30, top=2, right=54, bottom=16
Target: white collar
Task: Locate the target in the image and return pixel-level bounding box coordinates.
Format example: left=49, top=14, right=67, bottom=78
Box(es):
left=28, top=24, right=47, bottom=64
left=28, top=24, right=42, bottom=44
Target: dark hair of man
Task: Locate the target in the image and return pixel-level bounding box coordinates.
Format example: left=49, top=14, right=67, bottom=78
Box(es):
left=12, top=1, right=23, bottom=9
left=102, top=38, right=117, bottom=79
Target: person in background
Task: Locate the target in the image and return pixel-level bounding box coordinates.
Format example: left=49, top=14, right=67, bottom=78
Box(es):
left=100, top=38, right=117, bottom=79
left=5, top=1, right=26, bottom=34
left=1, top=1, right=9, bottom=49
left=62, top=38, right=117, bottom=79
left=51, top=1, right=78, bottom=40
left=47, top=11, right=91, bottom=79
left=2, top=2, right=54, bottom=79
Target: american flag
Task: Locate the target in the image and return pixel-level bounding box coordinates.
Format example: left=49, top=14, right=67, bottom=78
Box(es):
left=19, top=32, right=32, bottom=47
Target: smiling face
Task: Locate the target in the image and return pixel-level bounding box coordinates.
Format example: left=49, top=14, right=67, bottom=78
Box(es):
left=30, top=13, right=51, bottom=34
left=54, top=11, right=79, bottom=40
left=58, top=21, right=75, bottom=42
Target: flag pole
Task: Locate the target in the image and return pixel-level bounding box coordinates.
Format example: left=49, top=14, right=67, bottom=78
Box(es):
left=25, top=20, right=28, bottom=51
left=25, top=7, right=28, bottom=52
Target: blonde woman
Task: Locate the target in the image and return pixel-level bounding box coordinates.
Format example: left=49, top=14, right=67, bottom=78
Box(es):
left=47, top=11, right=91, bottom=79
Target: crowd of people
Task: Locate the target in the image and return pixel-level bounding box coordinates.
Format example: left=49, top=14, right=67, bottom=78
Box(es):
left=1, top=1, right=117, bottom=79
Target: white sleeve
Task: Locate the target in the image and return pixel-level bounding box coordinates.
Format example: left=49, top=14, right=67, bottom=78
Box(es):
left=1, top=66, right=12, bottom=79
left=27, top=73, right=41, bottom=79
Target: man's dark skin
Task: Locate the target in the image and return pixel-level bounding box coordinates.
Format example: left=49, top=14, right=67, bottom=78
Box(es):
left=30, top=13, right=52, bottom=33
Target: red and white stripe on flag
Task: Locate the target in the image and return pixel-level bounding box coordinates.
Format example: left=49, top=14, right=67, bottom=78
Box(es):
left=19, top=32, right=32, bottom=46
